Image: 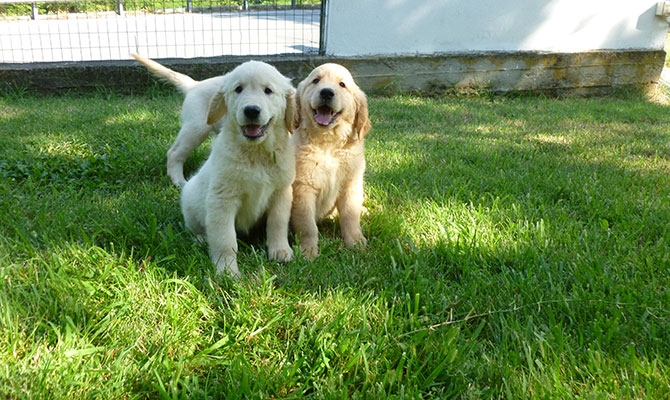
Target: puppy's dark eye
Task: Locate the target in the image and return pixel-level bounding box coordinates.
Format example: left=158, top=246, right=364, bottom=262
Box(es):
left=235, top=86, right=243, bottom=94
left=339, top=82, right=346, bottom=88
left=312, top=78, right=320, bottom=84
left=264, top=87, right=273, bottom=95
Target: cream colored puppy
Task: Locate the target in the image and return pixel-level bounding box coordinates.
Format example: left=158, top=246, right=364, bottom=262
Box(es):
left=180, top=61, right=296, bottom=277
left=291, top=64, right=372, bottom=259
left=131, top=53, right=225, bottom=187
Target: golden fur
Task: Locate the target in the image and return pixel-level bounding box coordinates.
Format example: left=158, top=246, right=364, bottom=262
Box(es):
left=291, top=63, right=372, bottom=258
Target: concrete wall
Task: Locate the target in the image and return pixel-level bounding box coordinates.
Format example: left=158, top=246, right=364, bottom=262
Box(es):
left=325, top=0, right=668, bottom=56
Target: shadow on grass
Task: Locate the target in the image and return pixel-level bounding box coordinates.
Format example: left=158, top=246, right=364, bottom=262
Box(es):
left=3, top=91, right=670, bottom=299
left=2, top=92, right=670, bottom=397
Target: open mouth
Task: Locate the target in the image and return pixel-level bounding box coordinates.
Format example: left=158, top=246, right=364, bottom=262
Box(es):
left=241, top=120, right=270, bottom=140
left=312, top=105, right=341, bottom=126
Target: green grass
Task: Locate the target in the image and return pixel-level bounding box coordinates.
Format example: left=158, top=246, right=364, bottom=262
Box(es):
left=1, top=88, right=669, bottom=398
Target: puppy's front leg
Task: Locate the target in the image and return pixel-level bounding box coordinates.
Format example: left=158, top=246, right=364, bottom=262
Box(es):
left=206, top=198, right=241, bottom=277
left=291, top=187, right=319, bottom=259
left=336, top=171, right=367, bottom=248
left=266, top=185, right=293, bottom=263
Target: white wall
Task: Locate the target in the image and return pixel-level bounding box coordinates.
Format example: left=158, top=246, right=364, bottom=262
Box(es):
left=325, top=0, right=668, bottom=56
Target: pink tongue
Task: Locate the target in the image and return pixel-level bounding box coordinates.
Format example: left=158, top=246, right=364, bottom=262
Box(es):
left=244, top=125, right=262, bottom=137
left=315, top=107, right=332, bottom=125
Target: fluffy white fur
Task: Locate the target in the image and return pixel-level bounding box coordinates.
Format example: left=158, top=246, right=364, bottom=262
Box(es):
left=132, top=53, right=225, bottom=187
left=180, top=61, right=297, bottom=277
left=291, top=63, right=372, bottom=259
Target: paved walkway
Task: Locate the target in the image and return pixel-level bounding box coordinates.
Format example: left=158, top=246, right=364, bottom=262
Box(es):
left=0, top=8, right=320, bottom=63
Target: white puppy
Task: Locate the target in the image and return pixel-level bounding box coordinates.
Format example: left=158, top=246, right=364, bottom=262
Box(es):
left=180, top=61, right=297, bottom=277
left=132, top=53, right=224, bottom=187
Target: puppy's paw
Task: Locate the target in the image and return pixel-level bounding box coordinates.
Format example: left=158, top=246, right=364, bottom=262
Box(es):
left=173, top=178, right=186, bottom=188
left=216, top=258, right=241, bottom=279
left=268, top=246, right=294, bottom=263
left=300, top=243, right=319, bottom=260
left=167, top=165, right=186, bottom=187
left=344, top=233, right=367, bottom=248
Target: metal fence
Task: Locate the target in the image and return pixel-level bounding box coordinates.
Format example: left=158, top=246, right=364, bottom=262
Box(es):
left=0, top=0, right=322, bottom=63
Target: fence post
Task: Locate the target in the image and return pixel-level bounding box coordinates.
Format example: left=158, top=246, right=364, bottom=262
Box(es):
left=319, top=0, right=327, bottom=55
left=31, top=2, right=38, bottom=19
left=116, top=0, right=124, bottom=16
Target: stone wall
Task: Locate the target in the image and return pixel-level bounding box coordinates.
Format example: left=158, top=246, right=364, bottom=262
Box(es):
left=0, top=50, right=664, bottom=96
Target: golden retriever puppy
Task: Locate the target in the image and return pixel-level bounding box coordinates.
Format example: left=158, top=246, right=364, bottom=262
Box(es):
left=291, top=63, right=372, bottom=259
left=132, top=53, right=224, bottom=187
left=180, top=61, right=296, bottom=277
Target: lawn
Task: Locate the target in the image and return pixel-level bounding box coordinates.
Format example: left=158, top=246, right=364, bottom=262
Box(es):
left=0, top=87, right=669, bottom=398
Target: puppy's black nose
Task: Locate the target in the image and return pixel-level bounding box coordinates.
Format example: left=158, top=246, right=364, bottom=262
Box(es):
left=244, top=106, right=261, bottom=119
left=320, top=88, right=335, bottom=100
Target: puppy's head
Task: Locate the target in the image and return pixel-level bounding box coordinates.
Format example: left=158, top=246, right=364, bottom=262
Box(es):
left=295, top=63, right=371, bottom=140
left=207, top=61, right=296, bottom=144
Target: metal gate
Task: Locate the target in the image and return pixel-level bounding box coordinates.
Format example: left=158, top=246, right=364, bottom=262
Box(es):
left=0, top=0, right=324, bottom=63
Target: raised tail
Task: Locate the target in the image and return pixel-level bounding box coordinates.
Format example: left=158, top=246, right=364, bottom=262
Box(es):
left=131, top=53, right=198, bottom=94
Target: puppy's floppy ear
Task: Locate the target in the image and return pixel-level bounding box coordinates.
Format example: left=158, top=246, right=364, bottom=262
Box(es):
left=353, top=87, right=372, bottom=140
left=207, top=91, right=227, bottom=125
left=284, top=87, right=297, bottom=134
left=292, top=79, right=305, bottom=131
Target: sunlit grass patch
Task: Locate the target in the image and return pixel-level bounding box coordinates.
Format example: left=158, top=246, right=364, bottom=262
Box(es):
left=1, top=90, right=669, bottom=398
